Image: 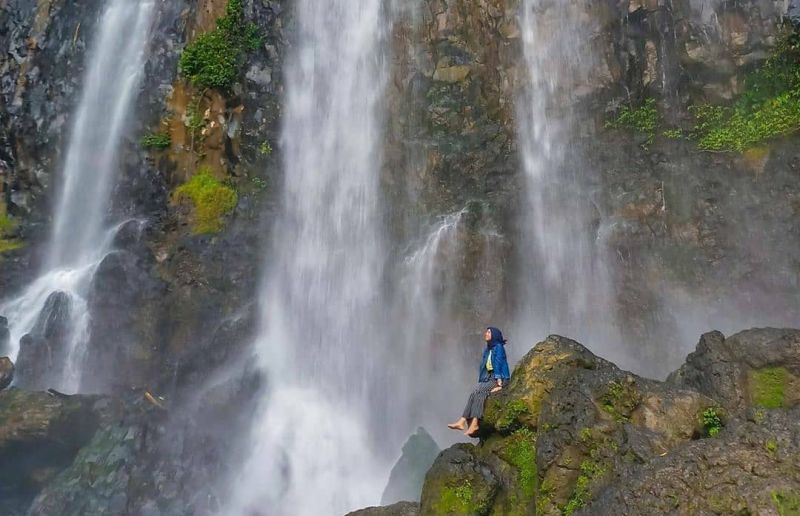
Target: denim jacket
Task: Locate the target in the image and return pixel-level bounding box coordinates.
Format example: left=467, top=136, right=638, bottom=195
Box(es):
left=479, top=343, right=510, bottom=384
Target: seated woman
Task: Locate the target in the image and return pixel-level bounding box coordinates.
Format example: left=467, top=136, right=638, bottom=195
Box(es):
left=448, top=326, right=511, bottom=436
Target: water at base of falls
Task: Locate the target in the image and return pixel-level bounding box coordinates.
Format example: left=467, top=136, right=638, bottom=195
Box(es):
left=0, top=0, right=155, bottom=393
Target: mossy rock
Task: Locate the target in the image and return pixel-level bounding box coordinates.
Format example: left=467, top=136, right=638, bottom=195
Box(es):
left=419, top=445, right=498, bottom=516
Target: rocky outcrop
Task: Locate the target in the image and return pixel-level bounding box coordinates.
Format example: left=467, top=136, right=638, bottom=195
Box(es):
left=353, top=328, right=800, bottom=515
left=0, top=357, right=14, bottom=390
left=0, top=315, right=9, bottom=356
left=381, top=427, right=441, bottom=506
left=0, top=389, right=110, bottom=515
left=14, top=290, right=72, bottom=390
left=347, top=501, right=421, bottom=516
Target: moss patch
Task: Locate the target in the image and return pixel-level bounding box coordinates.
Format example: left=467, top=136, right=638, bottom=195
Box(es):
left=493, top=399, right=531, bottom=433
left=599, top=380, right=641, bottom=422
left=179, top=0, right=261, bottom=90
left=772, top=491, right=800, bottom=516
left=432, top=478, right=492, bottom=515
left=498, top=428, right=537, bottom=501
left=750, top=367, right=787, bottom=409
left=0, top=213, right=23, bottom=254
left=140, top=132, right=171, bottom=149
left=701, top=407, right=723, bottom=437
left=174, top=169, right=238, bottom=234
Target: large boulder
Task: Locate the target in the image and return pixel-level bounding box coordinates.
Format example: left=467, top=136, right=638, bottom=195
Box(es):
left=14, top=291, right=73, bottom=390
left=0, top=357, right=14, bottom=390
left=0, top=389, right=107, bottom=515
left=347, top=501, right=420, bottom=516
left=381, top=427, right=440, bottom=505
left=669, top=328, right=800, bottom=415
left=365, top=330, right=800, bottom=516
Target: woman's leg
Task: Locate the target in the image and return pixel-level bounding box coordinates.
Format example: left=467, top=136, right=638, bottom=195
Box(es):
left=463, top=381, right=495, bottom=435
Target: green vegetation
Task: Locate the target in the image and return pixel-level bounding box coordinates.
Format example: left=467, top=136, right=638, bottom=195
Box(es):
left=179, top=0, right=261, bottom=90
left=702, top=407, right=723, bottom=437
left=500, top=428, right=537, bottom=499
left=662, top=128, right=684, bottom=139
left=0, top=213, right=22, bottom=254
left=251, top=176, right=268, bottom=190
left=433, top=479, right=487, bottom=514
left=174, top=169, right=238, bottom=234
left=599, top=380, right=641, bottom=422
left=140, top=132, right=171, bottom=150
left=494, top=399, right=530, bottom=433
left=564, top=458, right=608, bottom=515
left=606, top=97, right=659, bottom=146
left=766, top=438, right=779, bottom=455
left=259, top=141, right=273, bottom=156
left=772, top=491, right=800, bottom=516
left=690, top=31, right=800, bottom=151
left=750, top=367, right=787, bottom=409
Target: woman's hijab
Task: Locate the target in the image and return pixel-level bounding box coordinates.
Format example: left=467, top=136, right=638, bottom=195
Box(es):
left=486, top=326, right=506, bottom=349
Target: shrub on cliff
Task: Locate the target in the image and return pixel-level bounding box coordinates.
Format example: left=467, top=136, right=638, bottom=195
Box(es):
left=179, top=0, right=260, bottom=90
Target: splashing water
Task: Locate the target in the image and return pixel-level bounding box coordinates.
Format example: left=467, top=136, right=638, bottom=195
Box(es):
left=0, top=0, right=155, bottom=392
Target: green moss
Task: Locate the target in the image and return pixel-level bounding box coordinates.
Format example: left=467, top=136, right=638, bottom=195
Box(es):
left=701, top=407, right=723, bottom=437
left=174, top=169, right=238, bottom=234
left=259, top=141, right=273, bottom=156
left=599, top=380, right=641, bottom=422
left=662, top=128, right=684, bottom=139
left=690, top=30, right=800, bottom=152
left=499, top=428, right=537, bottom=500
left=492, top=399, right=530, bottom=433
left=563, top=458, right=608, bottom=515
left=606, top=97, right=659, bottom=147
left=750, top=367, right=787, bottom=409
left=772, top=491, right=800, bottom=516
left=433, top=479, right=489, bottom=515
left=0, top=213, right=22, bottom=254
left=140, top=132, right=171, bottom=149
left=766, top=438, right=779, bottom=455
left=179, top=0, right=260, bottom=90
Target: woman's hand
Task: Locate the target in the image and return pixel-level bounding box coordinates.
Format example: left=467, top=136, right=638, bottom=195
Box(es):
left=490, top=386, right=502, bottom=393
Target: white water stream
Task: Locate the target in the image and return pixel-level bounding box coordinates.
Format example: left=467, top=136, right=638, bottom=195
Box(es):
left=226, top=0, right=393, bottom=514
left=0, top=0, right=155, bottom=392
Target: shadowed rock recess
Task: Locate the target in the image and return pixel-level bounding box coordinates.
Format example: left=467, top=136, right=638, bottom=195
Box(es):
left=351, top=328, right=800, bottom=515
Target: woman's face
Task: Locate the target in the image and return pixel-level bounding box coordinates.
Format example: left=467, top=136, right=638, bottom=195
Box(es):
left=484, top=328, right=492, bottom=342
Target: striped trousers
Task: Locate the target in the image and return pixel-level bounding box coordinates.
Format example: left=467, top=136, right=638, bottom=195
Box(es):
left=462, top=376, right=496, bottom=419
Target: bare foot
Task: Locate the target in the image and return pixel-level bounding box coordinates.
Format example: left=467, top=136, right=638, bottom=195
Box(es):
left=464, top=423, right=480, bottom=436
left=448, top=418, right=466, bottom=431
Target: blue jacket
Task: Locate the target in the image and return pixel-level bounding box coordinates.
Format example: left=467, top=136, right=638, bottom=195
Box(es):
left=479, top=341, right=510, bottom=383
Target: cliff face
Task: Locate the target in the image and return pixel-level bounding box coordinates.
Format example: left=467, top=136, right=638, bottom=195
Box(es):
left=352, top=328, right=800, bottom=515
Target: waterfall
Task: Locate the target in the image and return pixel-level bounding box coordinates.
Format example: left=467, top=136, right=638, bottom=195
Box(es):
left=514, top=1, right=624, bottom=362
left=226, top=0, right=392, bottom=514
left=0, top=0, right=155, bottom=392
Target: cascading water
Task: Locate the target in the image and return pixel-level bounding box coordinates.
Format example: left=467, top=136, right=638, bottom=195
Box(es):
left=226, top=0, right=392, bottom=514
left=514, top=1, right=624, bottom=363
left=0, top=0, right=155, bottom=392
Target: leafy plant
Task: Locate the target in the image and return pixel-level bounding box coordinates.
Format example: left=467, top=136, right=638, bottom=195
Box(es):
left=702, top=407, right=723, bottom=437
left=606, top=97, right=659, bottom=146
left=140, top=132, right=171, bottom=150
left=179, top=0, right=260, bottom=90
left=259, top=141, right=273, bottom=156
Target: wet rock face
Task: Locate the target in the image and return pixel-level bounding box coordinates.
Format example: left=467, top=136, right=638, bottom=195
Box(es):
left=0, top=357, right=13, bottom=390
left=14, top=290, right=72, bottom=390
left=389, top=328, right=800, bottom=516
left=0, top=389, right=105, bottom=515
left=347, top=501, right=421, bottom=516
left=0, top=315, right=9, bottom=356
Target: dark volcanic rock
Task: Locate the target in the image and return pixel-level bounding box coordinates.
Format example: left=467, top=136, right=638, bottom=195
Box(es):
left=347, top=501, right=420, bottom=516
left=0, top=357, right=14, bottom=390
left=381, top=427, right=440, bottom=505
left=360, top=330, right=800, bottom=516
left=0, top=389, right=107, bottom=515
left=669, top=328, right=800, bottom=415
left=14, top=291, right=72, bottom=390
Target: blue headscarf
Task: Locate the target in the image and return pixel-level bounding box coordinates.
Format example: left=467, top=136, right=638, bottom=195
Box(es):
left=486, top=326, right=507, bottom=349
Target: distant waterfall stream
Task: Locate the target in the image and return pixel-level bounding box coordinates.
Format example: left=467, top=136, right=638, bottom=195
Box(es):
left=0, top=0, right=155, bottom=392
left=513, top=0, right=624, bottom=364
left=226, top=0, right=393, bottom=514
